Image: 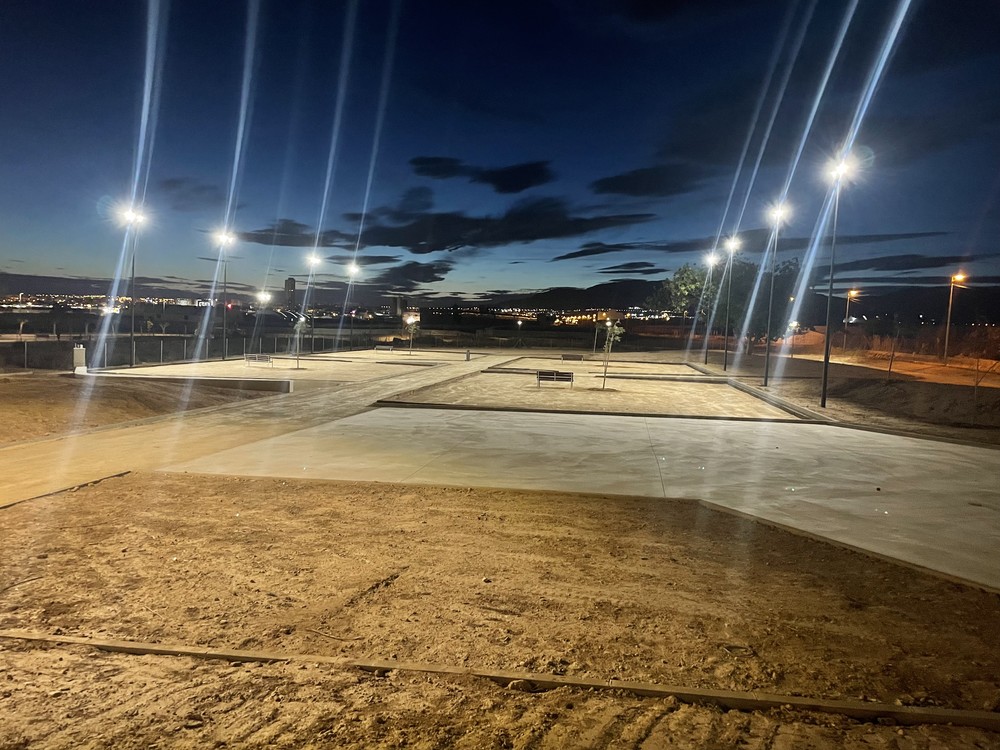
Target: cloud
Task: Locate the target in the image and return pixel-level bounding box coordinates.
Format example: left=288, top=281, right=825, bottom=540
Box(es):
left=589, top=163, right=709, bottom=197
left=356, top=197, right=654, bottom=254
left=323, top=254, right=400, bottom=266
left=157, top=177, right=228, bottom=212
left=410, top=157, right=554, bottom=193
left=597, top=261, right=667, bottom=276
left=829, top=253, right=998, bottom=274
left=551, top=231, right=949, bottom=262
left=237, top=219, right=352, bottom=248
left=368, top=260, right=454, bottom=292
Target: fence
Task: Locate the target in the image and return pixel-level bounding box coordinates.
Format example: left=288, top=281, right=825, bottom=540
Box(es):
left=0, top=332, right=378, bottom=371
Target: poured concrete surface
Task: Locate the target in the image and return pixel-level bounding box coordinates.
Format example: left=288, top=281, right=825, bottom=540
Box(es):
left=167, top=406, right=1000, bottom=590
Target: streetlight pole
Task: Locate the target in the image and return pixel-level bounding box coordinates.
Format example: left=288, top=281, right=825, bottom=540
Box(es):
left=306, top=254, right=321, bottom=354
left=118, top=207, right=146, bottom=367
left=944, top=272, right=966, bottom=364
left=722, top=236, right=740, bottom=372
left=763, top=203, right=788, bottom=388
left=821, top=156, right=854, bottom=408
left=843, top=289, right=858, bottom=350
left=214, top=231, right=235, bottom=360
left=704, top=253, right=718, bottom=365
left=592, top=314, right=600, bottom=354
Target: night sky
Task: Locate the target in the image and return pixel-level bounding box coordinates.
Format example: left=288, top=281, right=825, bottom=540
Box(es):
left=1, top=0, right=999, bottom=306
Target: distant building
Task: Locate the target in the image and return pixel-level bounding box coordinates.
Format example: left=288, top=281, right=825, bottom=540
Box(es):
left=284, top=277, right=297, bottom=309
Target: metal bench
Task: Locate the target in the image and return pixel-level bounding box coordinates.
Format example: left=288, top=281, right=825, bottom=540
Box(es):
left=536, top=370, right=574, bottom=387
left=561, top=353, right=585, bottom=361
left=244, top=353, right=273, bottom=367
left=374, top=344, right=394, bottom=352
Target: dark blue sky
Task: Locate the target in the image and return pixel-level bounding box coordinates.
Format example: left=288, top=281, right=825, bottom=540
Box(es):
left=1, top=0, right=998, bottom=305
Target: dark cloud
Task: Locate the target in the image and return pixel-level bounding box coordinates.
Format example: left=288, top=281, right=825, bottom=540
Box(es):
left=597, top=261, right=666, bottom=276
left=157, top=177, right=227, bottom=213
left=323, top=254, right=399, bottom=266
left=369, top=261, right=454, bottom=292
left=473, top=162, right=555, bottom=193
left=357, top=197, right=654, bottom=254
left=589, top=163, right=708, bottom=197
left=410, top=157, right=554, bottom=193
left=552, top=231, right=949, bottom=262
left=829, top=253, right=998, bottom=274
left=238, top=219, right=352, bottom=248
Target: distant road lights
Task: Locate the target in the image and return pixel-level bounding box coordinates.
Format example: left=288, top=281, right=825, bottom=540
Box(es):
left=763, top=202, right=790, bottom=387
left=944, top=273, right=967, bottom=365
left=821, top=152, right=857, bottom=408
left=722, top=236, right=741, bottom=372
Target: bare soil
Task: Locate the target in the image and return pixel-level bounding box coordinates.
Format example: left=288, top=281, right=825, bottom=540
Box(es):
left=768, top=377, right=1000, bottom=445
left=0, top=372, right=267, bottom=445
left=2, top=471, right=999, bottom=748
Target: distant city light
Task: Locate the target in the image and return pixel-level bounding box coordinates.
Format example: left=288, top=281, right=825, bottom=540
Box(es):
left=724, top=236, right=741, bottom=253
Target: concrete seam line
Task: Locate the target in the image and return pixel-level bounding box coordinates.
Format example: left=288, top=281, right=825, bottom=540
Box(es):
left=1, top=630, right=997, bottom=731
left=697, top=499, right=1000, bottom=596
left=0, top=471, right=132, bottom=511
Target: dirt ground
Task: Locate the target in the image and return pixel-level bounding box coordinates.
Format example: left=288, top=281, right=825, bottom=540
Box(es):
left=3, top=472, right=999, bottom=748
left=0, top=372, right=266, bottom=445
left=2, top=366, right=999, bottom=747
left=767, top=377, right=1000, bottom=445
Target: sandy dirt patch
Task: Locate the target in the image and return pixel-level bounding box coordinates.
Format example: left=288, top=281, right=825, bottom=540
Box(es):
left=2, top=472, right=998, bottom=747
left=388, top=371, right=793, bottom=419
left=768, top=377, right=1000, bottom=444
left=0, top=373, right=267, bottom=445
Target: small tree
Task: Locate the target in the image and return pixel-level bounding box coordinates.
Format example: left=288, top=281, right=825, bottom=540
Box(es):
left=405, top=317, right=419, bottom=354
left=601, top=320, right=625, bottom=390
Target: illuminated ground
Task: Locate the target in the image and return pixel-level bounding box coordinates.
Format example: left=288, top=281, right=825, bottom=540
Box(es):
left=3, top=347, right=999, bottom=747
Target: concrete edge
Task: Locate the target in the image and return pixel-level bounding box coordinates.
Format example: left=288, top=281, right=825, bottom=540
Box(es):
left=372, top=400, right=813, bottom=425
left=727, top=378, right=833, bottom=421
left=75, top=371, right=293, bottom=393
left=698, top=499, right=1000, bottom=596
left=0, top=471, right=132, bottom=511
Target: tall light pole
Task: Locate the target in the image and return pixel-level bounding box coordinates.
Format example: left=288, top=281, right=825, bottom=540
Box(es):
left=722, top=236, right=740, bottom=371
left=821, top=155, right=855, bottom=407
left=255, top=291, right=271, bottom=353
left=346, top=262, right=360, bottom=350
left=843, top=289, right=859, bottom=349
left=214, top=231, right=236, bottom=359
left=763, top=202, right=789, bottom=387
left=704, top=252, right=719, bottom=365
left=306, top=254, right=321, bottom=353
left=119, top=207, right=146, bottom=367
left=944, top=272, right=966, bottom=364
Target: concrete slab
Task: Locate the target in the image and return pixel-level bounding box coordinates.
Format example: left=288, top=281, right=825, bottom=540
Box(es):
left=385, top=370, right=795, bottom=419
left=166, top=407, right=1000, bottom=590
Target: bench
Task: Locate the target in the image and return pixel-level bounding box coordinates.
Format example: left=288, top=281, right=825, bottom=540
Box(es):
left=537, top=370, right=574, bottom=387
left=374, top=344, right=394, bottom=352
left=244, top=353, right=273, bottom=367
left=561, top=353, right=585, bottom=361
